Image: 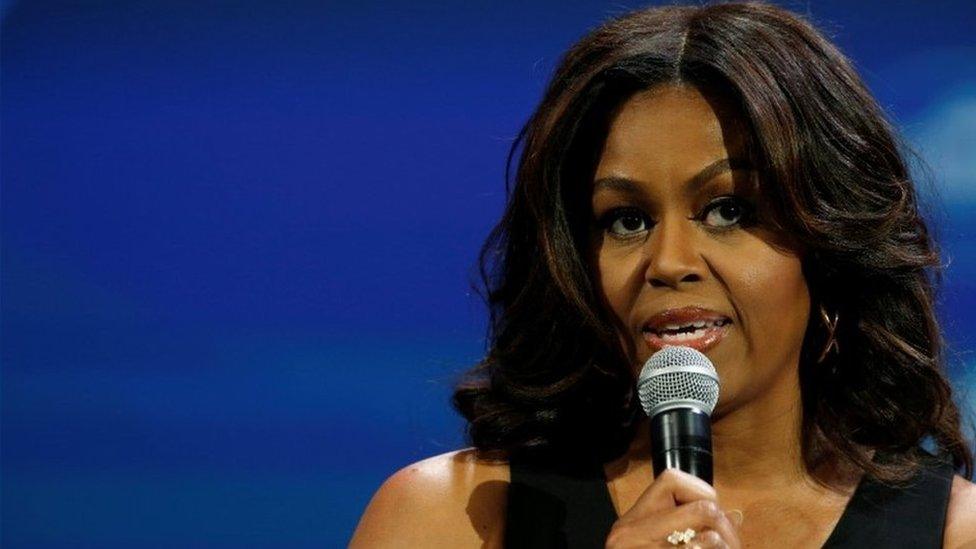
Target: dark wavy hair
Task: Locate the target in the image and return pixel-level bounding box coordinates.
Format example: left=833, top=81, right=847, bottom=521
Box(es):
left=452, top=1, right=973, bottom=483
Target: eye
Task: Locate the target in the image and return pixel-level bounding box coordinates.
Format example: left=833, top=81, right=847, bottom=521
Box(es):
left=599, top=207, right=650, bottom=238
left=699, top=196, right=756, bottom=229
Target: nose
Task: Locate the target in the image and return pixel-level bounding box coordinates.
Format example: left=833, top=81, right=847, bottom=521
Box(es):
left=644, top=214, right=705, bottom=289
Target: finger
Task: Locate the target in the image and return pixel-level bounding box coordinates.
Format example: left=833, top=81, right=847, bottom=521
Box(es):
left=652, top=499, right=726, bottom=534
left=623, top=468, right=717, bottom=517
left=656, top=500, right=740, bottom=547
left=708, top=511, right=740, bottom=549
left=611, top=500, right=738, bottom=547
left=662, top=502, right=740, bottom=548
left=687, top=529, right=727, bottom=548
left=724, top=510, right=744, bottom=530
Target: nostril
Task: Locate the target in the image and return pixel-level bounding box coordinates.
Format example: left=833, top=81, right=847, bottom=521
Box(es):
left=648, top=273, right=701, bottom=288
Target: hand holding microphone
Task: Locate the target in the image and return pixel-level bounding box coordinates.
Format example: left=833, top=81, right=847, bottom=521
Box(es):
left=606, top=346, right=742, bottom=548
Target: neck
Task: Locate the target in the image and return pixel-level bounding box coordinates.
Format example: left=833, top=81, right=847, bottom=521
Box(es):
left=710, top=383, right=807, bottom=491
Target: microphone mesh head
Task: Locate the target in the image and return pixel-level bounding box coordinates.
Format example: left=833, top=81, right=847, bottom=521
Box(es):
left=637, top=346, right=720, bottom=417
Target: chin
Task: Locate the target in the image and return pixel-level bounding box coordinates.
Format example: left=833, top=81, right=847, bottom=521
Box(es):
left=709, top=398, right=732, bottom=422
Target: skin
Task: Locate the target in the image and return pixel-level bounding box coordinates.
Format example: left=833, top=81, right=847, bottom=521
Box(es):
left=350, top=85, right=976, bottom=548
left=590, top=83, right=819, bottom=547
left=589, top=84, right=811, bottom=441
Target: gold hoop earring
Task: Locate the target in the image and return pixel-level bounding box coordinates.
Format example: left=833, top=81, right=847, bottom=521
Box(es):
left=816, top=304, right=840, bottom=364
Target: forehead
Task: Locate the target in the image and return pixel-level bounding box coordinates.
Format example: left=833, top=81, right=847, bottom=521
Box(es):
left=595, top=84, right=750, bottom=179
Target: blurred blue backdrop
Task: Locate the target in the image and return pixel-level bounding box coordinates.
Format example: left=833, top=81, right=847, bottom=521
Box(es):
left=2, top=0, right=974, bottom=546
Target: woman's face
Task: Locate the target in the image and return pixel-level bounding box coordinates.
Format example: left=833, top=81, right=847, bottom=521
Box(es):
left=589, top=84, right=810, bottom=416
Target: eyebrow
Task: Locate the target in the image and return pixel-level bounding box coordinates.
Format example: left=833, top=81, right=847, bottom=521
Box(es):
left=592, top=157, right=754, bottom=197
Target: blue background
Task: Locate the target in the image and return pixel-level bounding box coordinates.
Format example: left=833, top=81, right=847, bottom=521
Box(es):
left=2, top=1, right=974, bottom=546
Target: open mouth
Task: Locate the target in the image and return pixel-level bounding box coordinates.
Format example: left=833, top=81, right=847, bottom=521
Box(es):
left=642, top=318, right=732, bottom=352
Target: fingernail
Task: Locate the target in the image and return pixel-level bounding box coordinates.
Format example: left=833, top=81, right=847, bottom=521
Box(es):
left=725, top=509, right=744, bottom=528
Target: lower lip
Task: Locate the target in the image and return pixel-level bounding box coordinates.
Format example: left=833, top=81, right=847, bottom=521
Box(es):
left=642, top=323, right=731, bottom=353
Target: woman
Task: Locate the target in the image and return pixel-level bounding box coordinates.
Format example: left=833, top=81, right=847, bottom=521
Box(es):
left=351, top=3, right=976, bottom=547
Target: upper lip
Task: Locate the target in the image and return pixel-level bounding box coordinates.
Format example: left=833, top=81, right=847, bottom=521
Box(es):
left=642, top=306, right=732, bottom=334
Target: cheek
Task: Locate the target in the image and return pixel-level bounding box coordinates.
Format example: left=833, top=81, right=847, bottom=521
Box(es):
left=735, top=250, right=810, bottom=357
left=595, top=248, right=645, bottom=364
left=596, top=249, right=642, bottom=321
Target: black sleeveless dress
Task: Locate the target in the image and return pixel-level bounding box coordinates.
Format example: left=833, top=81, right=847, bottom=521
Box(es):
left=505, top=452, right=955, bottom=548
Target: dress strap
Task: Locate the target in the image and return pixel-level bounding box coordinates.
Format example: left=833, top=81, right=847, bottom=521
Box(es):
left=505, top=455, right=617, bottom=549
left=823, top=455, right=955, bottom=548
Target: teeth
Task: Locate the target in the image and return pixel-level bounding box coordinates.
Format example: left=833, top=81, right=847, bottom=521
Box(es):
left=658, top=329, right=706, bottom=341
left=648, top=318, right=728, bottom=335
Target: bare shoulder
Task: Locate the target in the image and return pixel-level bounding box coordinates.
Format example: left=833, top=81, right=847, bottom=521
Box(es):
left=349, top=448, right=510, bottom=548
left=945, top=474, right=976, bottom=549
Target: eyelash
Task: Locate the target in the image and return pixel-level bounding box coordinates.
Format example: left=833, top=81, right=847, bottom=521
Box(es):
left=596, top=195, right=757, bottom=239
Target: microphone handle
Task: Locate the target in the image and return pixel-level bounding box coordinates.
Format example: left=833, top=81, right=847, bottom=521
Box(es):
left=650, top=407, right=713, bottom=485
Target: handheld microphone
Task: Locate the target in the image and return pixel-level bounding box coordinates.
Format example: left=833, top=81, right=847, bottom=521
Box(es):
left=637, top=346, right=720, bottom=484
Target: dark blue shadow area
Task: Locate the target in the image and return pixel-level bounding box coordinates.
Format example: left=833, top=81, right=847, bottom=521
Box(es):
left=3, top=0, right=975, bottom=546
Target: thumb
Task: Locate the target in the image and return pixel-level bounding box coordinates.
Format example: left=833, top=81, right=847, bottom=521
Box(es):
left=725, top=509, right=744, bottom=529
